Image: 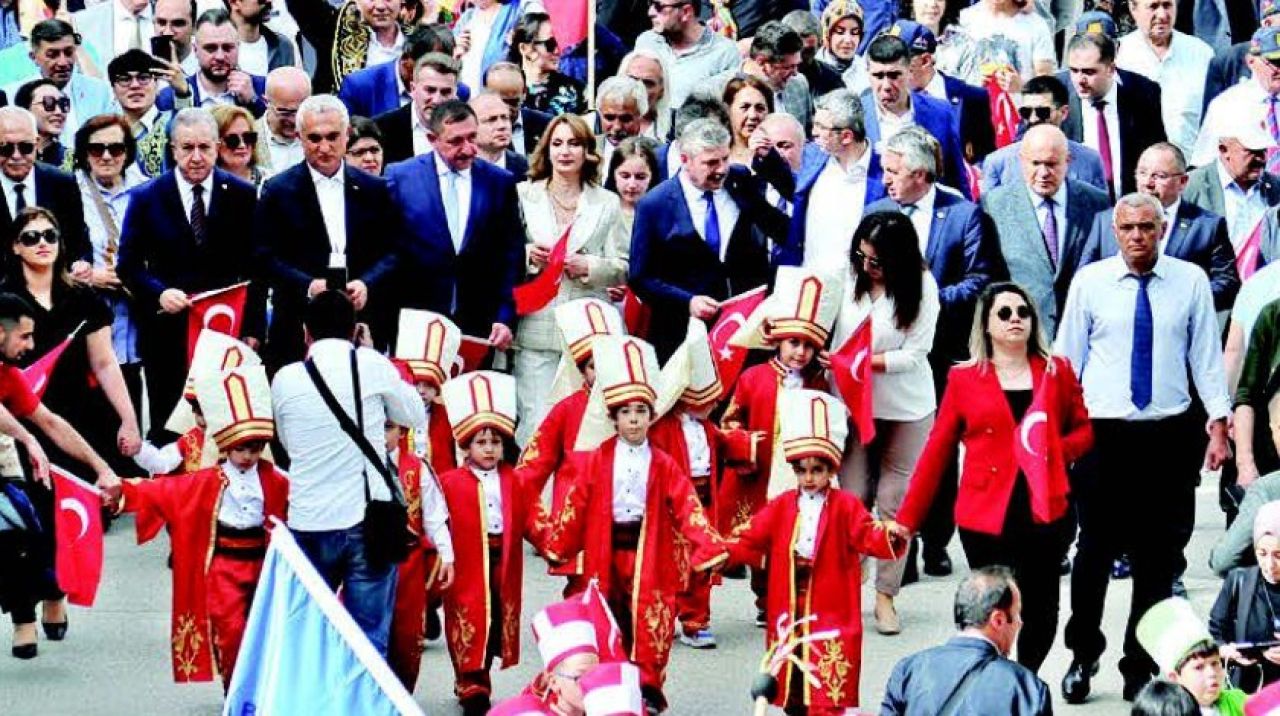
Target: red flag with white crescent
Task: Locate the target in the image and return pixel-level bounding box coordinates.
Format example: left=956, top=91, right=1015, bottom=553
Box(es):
left=21, top=322, right=83, bottom=399
left=1013, top=370, right=1062, bottom=523
left=514, top=224, right=572, bottom=316
left=454, top=336, right=492, bottom=377
left=622, top=288, right=651, bottom=339
left=580, top=579, right=627, bottom=663
left=830, top=317, right=875, bottom=445
left=707, top=285, right=768, bottom=391
left=52, top=465, right=104, bottom=607
left=186, top=282, right=248, bottom=363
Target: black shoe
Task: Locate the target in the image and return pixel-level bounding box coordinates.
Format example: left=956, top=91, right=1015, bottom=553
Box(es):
left=11, top=643, right=36, bottom=659
left=922, top=548, right=952, bottom=577
left=755, top=609, right=767, bottom=628
left=1123, top=674, right=1151, bottom=702
left=641, top=685, right=665, bottom=714
left=901, top=540, right=920, bottom=585
left=425, top=608, right=441, bottom=642
left=1062, top=660, right=1098, bottom=704
left=459, top=695, right=490, bottom=716
left=722, top=564, right=747, bottom=580
left=42, top=620, right=67, bottom=641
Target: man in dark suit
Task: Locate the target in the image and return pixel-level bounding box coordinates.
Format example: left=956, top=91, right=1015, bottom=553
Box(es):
left=0, top=107, right=90, bottom=273
left=895, top=20, right=996, bottom=164
left=374, top=53, right=458, bottom=166
left=629, top=118, right=784, bottom=360
left=1086, top=142, right=1240, bottom=310
left=882, top=567, right=1053, bottom=716
left=482, top=62, right=551, bottom=156
left=1060, top=32, right=1168, bottom=198
left=860, top=34, right=971, bottom=199
left=253, top=95, right=400, bottom=371
left=470, top=91, right=528, bottom=180
left=384, top=100, right=522, bottom=350
left=155, top=9, right=269, bottom=118
left=337, top=24, right=472, bottom=121
left=118, top=108, right=263, bottom=442
left=983, top=125, right=1112, bottom=339
left=1176, top=0, right=1260, bottom=53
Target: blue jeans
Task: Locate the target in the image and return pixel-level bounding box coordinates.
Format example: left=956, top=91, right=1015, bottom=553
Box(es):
left=293, top=524, right=397, bottom=656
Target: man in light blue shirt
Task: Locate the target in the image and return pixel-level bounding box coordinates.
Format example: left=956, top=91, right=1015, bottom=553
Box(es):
left=0, top=20, right=115, bottom=145
left=1055, top=191, right=1231, bottom=704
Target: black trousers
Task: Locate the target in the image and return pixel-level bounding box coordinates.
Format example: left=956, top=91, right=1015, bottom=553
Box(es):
left=1064, top=414, right=1199, bottom=681
left=139, top=316, right=186, bottom=445
left=0, top=482, right=63, bottom=626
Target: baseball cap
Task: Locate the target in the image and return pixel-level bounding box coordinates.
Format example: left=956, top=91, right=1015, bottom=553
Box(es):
left=1228, top=116, right=1279, bottom=152
left=885, top=20, right=936, bottom=55
left=1253, top=26, right=1280, bottom=61
left=1074, top=11, right=1118, bottom=39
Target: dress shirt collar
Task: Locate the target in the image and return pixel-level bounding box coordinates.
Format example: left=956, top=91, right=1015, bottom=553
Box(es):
left=923, top=69, right=947, bottom=101
left=469, top=463, right=499, bottom=481
left=1161, top=198, right=1180, bottom=246
left=1107, top=254, right=1168, bottom=282
left=908, top=184, right=937, bottom=215
left=876, top=94, right=914, bottom=124
left=0, top=169, right=33, bottom=195
left=223, top=458, right=259, bottom=483
left=1090, top=78, right=1119, bottom=109
left=306, top=337, right=354, bottom=358
left=176, top=169, right=215, bottom=202
left=309, top=160, right=345, bottom=186
left=678, top=172, right=724, bottom=204
left=825, top=145, right=871, bottom=182
left=433, top=151, right=471, bottom=180
left=395, top=69, right=409, bottom=101
left=136, top=105, right=160, bottom=133
left=1218, top=158, right=1260, bottom=197
left=1038, top=180, right=1067, bottom=209
left=619, top=438, right=650, bottom=454
left=799, top=487, right=828, bottom=503
left=367, top=26, right=405, bottom=54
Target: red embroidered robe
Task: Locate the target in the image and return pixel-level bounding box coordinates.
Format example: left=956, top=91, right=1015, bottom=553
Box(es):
left=120, top=461, right=289, bottom=683
left=388, top=445, right=437, bottom=689
left=135, top=425, right=207, bottom=544
left=516, top=388, right=589, bottom=576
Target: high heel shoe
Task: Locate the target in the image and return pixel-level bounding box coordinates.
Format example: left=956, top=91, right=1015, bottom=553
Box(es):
left=42, top=619, right=67, bottom=641
left=11, top=643, right=36, bottom=659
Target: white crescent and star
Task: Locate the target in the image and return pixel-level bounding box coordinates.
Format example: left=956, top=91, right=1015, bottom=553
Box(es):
left=202, top=305, right=237, bottom=332
left=59, top=497, right=90, bottom=541
left=708, top=314, right=747, bottom=350
left=850, top=349, right=869, bottom=383
left=1020, top=411, right=1048, bottom=457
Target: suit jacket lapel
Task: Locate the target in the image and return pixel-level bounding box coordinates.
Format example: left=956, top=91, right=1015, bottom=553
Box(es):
left=460, top=166, right=486, bottom=252
left=417, top=158, right=452, bottom=253
left=1063, top=90, right=1084, bottom=142
left=1164, top=202, right=1194, bottom=257
left=1015, top=186, right=1053, bottom=272
left=667, top=181, right=697, bottom=240
left=1060, top=183, right=1090, bottom=276
left=162, top=172, right=194, bottom=243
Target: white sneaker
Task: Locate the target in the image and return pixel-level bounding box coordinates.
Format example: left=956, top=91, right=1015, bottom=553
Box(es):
left=678, top=629, right=717, bottom=649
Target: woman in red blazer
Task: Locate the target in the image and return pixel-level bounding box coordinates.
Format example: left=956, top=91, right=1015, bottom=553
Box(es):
left=898, top=281, right=1093, bottom=674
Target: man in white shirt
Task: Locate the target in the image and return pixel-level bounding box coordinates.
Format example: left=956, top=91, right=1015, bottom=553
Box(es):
left=227, top=0, right=299, bottom=75
left=258, top=66, right=309, bottom=173
left=154, top=0, right=200, bottom=76
left=272, top=290, right=419, bottom=657
left=955, top=0, right=1057, bottom=83
left=799, top=89, right=872, bottom=268
left=1116, top=0, right=1214, bottom=158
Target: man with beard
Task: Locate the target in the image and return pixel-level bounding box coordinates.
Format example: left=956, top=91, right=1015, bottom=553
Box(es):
left=108, top=50, right=174, bottom=179
left=374, top=52, right=458, bottom=164
left=227, top=0, right=299, bottom=76
left=470, top=91, right=526, bottom=179
left=2, top=21, right=114, bottom=145
left=634, top=0, right=740, bottom=108
left=258, top=66, right=310, bottom=173
left=592, top=76, right=645, bottom=172
left=156, top=9, right=268, bottom=118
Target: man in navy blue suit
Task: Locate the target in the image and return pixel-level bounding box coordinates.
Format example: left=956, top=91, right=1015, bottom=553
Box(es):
left=1084, top=142, right=1240, bottom=310
left=0, top=107, right=90, bottom=273
left=628, top=118, right=784, bottom=360
left=860, top=34, right=971, bottom=199
left=337, top=24, right=471, bottom=121
left=253, top=95, right=401, bottom=370
left=118, top=108, right=264, bottom=442
left=384, top=100, right=522, bottom=350
left=895, top=20, right=996, bottom=164
left=156, top=9, right=268, bottom=118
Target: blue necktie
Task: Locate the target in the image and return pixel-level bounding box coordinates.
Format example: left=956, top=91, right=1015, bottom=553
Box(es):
left=1131, top=274, right=1154, bottom=410
left=702, top=190, right=721, bottom=259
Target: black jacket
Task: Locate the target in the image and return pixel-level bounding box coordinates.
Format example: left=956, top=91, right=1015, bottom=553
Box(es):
left=1210, top=566, right=1280, bottom=693
left=1058, top=68, right=1167, bottom=197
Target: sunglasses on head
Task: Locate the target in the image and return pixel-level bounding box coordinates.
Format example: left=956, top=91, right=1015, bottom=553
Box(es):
left=853, top=250, right=883, bottom=270
left=0, top=141, right=36, bottom=158
left=36, top=96, right=71, bottom=113
left=17, top=229, right=59, bottom=247
left=530, top=36, right=558, bottom=53
left=222, top=131, right=258, bottom=150
left=1018, top=106, right=1053, bottom=122
left=996, top=305, right=1031, bottom=322
left=87, top=142, right=128, bottom=159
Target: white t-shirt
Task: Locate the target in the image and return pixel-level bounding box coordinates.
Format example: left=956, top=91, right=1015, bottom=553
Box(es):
left=957, top=3, right=1056, bottom=81
left=238, top=35, right=270, bottom=77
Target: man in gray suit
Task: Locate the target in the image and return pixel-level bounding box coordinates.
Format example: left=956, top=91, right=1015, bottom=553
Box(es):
left=983, top=124, right=1111, bottom=338
left=1183, top=121, right=1280, bottom=256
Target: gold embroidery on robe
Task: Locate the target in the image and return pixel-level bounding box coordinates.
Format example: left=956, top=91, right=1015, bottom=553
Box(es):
left=816, top=640, right=852, bottom=704
left=516, top=433, right=541, bottom=469
left=643, top=596, right=674, bottom=665
left=448, top=605, right=476, bottom=665
left=173, top=612, right=204, bottom=678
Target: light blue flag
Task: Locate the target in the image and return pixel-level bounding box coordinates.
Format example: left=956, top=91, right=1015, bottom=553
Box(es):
left=222, top=521, right=424, bottom=716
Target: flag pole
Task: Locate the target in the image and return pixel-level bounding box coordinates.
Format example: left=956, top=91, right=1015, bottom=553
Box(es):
left=586, top=0, right=596, bottom=109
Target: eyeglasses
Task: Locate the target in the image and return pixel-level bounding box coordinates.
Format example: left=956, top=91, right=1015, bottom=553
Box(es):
left=36, top=96, right=71, bottom=113
left=1018, top=106, right=1053, bottom=122
left=853, top=250, right=882, bottom=270
left=995, top=305, right=1032, bottom=322
left=222, top=131, right=258, bottom=150
left=17, top=229, right=59, bottom=247
left=304, top=131, right=343, bottom=144
left=530, top=36, right=558, bottom=53
left=0, top=141, right=36, bottom=158
left=87, top=142, right=128, bottom=158
left=1135, top=169, right=1183, bottom=182
left=111, top=71, right=155, bottom=87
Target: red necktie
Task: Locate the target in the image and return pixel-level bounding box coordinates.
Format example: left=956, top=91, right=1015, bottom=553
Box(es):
left=1094, top=99, right=1114, bottom=197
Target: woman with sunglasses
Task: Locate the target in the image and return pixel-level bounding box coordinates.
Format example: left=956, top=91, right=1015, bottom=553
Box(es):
left=210, top=105, right=271, bottom=189
left=896, top=281, right=1092, bottom=674
left=346, top=116, right=386, bottom=176
left=2, top=207, right=141, bottom=654
left=15, top=79, right=70, bottom=169
left=510, top=12, right=585, bottom=117
left=826, top=211, right=938, bottom=637
left=817, top=0, right=869, bottom=94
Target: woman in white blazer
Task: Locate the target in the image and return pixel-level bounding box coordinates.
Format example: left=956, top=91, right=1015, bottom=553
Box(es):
left=514, top=113, right=628, bottom=445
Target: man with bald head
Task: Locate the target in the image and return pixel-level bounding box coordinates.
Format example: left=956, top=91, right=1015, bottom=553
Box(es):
left=260, top=66, right=311, bottom=173
left=0, top=106, right=89, bottom=270
left=982, top=124, right=1111, bottom=337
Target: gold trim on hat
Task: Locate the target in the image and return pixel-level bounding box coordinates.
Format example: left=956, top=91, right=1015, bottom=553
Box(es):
left=602, top=384, right=657, bottom=410
left=781, top=437, right=840, bottom=465
left=769, top=319, right=830, bottom=346
left=212, top=419, right=275, bottom=450
left=452, top=412, right=516, bottom=443
left=406, top=359, right=446, bottom=387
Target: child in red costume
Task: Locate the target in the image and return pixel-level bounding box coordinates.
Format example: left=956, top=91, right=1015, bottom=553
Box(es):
left=438, top=370, right=555, bottom=715
left=725, top=390, right=909, bottom=715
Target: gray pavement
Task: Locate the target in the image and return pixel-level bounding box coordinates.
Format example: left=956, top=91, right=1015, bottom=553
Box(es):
left=1, top=485, right=1228, bottom=715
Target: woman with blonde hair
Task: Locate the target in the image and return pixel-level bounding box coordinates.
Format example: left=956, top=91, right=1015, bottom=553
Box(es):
left=210, top=105, right=272, bottom=188
left=513, top=114, right=628, bottom=445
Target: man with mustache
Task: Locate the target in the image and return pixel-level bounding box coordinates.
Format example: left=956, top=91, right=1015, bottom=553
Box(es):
left=156, top=9, right=268, bottom=118
left=593, top=76, right=646, bottom=171
left=227, top=0, right=299, bottom=76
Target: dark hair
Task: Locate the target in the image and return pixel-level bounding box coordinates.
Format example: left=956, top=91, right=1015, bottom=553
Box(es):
left=866, top=34, right=911, bottom=65
left=1067, top=30, right=1116, bottom=64
left=852, top=212, right=925, bottom=330
left=507, top=11, right=551, bottom=64
left=0, top=292, right=35, bottom=329
left=29, top=19, right=78, bottom=47
left=607, top=400, right=653, bottom=420
left=415, top=51, right=461, bottom=79
left=529, top=114, right=601, bottom=184
left=459, top=425, right=519, bottom=462
left=73, top=114, right=138, bottom=172
left=1130, top=680, right=1199, bottom=716
left=303, top=290, right=356, bottom=341
left=483, top=60, right=524, bottom=85
left=953, top=565, right=1016, bottom=630
left=195, top=7, right=233, bottom=31
left=1021, top=75, right=1069, bottom=108
left=9, top=206, right=73, bottom=287
left=1174, top=640, right=1220, bottom=673
left=404, top=24, right=455, bottom=62
left=427, top=99, right=476, bottom=135
left=749, top=20, right=803, bottom=62
left=14, top=79, right=58, bottom=113
left=722, top=74, right=775, bottom=115
left=905, top=0, right=958, bottom=34
left=674, top=95, right=731, bottom=137
left=1144, top=141, right=1187, bottom=174
left=348, top=115, right=383, bottom=145
left=604, top=136, right=660, bottom=194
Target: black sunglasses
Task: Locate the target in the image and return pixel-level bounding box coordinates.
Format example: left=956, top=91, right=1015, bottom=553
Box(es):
left=17, top=229, right=59, bottom=247
left=996, top=305, right=1032, bottom=322
left=853, top=250, right=883, bottom=270
left=87, top=142, right=128, bottom=158
left=530, top=36, right=558, bottom=53
left=222, top=131, right=258, bottom=150
left=305, top=131, right=343, bottom=144
left=0, top=141, right=36, bottom=158
left=1018, top=106, right=1053, bottom=122
left=36, top=96, right=71, bottom=113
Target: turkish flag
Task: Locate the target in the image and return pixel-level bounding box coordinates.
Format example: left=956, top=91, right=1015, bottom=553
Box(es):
left=186, top=282, right=248, bottom=363
left=985, top=73, right=1019, bottom=149
left=580, top=579, right=628, bottom=663
left=22, top=326, right=80, bottom=400
left=622, top=288, right=651, bottom=340
left=830, top=318, right=875, bottom=445
left=453, top=336, right=492, bottom=377
left=707, top=285, right=769, bottom=391
left=1014, top=371, right=1063, bottom=523
left=1247, top=680, right=1280, bottom=715
left=52, top=465, right=104, bottom=607
left=514, top=224, right=572, bottom=316
left=542, top=0, right=588, bottom=48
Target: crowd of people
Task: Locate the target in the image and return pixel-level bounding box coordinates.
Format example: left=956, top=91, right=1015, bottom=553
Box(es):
left=5, top=0, right=1280, bottom=713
